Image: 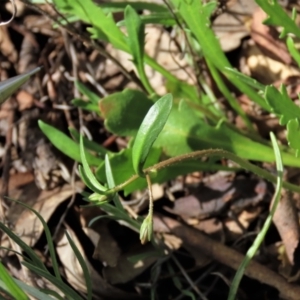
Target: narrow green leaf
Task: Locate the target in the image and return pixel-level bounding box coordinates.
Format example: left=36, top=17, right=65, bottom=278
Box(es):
left=96, top=148, right=161, bottom=195
left=65, top=232, right=92, bottom=300
left=79, top=135, right=107, bottom=193
left=79, top=165, right=106, bottom=194
left=22, top=262, right=83, bottom=300
left=99, top=1, right=169, bottom=13
left=69, top=128, right=108, bottom=157
left=125, top=6, right=144, bottom=68
left=72, top=99, right=100, bottom=114
left=132, top=94, right=173, bottom=176
left=125, top=6, right=154, bottom=94
left=12, top=279, right=56, bottom=300
left=0, top=261, right=29, bottom=300
left=286, top=36, right=300, bottom=68
left=0, top=67, right=42, bottom=104
left=0, top=222, right=46, bottom=271
left=228, top=132, right=283, bottom=300
left=264, top=85, right=300, bottom=125
left=7, top=200, right=62, bottom=281
left=255, top=0, right=300, bottom=38
left=75, top=81, right=99, bottom=104
left=105, top=154, right=123, bottom=210
left=39, top=121, right=102, bottom=166
left=287, top=118, right=300, bottom=156
left=224, top=68, right=266, bottom=91
left=53, top=0, right=128, bottom=50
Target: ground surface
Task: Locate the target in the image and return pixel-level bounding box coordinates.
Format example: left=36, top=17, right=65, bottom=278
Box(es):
left=1, top=0, right=300, bottom=299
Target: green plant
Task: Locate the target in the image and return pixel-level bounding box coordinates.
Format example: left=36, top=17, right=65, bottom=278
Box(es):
left=3, top=0, right=300, bottom=298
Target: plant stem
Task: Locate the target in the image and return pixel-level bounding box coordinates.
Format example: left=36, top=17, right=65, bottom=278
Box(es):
left=104, top=149, right=300, bottom=200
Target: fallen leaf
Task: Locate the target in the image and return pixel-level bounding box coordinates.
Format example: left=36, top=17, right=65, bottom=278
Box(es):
left=13, top=182, right=84, bottom=246
left=273, top=190, right=300, bottom=266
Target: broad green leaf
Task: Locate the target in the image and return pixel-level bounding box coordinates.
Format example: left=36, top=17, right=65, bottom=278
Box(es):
left=154, top=100, right=300, bottom=168
left=0, top=67, right=41, bottom=104
left=0, top=261, right=29, bottom=300
left=96, top=148, right=161, bottom=195
left=255, top=0, right=300, bottom=38
left=287, top=118, right=300, bottom=156
left=132, top=94, right=173, bottom=176
left=99, top=89, right=153, bottom=136
left=263, top=85, right=300, bottom=125
left=79, top=135, right=107, bottom=194
left=39, top=121, right=102, bottom=166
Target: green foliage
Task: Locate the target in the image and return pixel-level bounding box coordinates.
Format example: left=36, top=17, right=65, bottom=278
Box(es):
left=228, top=132, right=284, bottom=300
left=264, top=85, right=300, bottom=125
left=125, top=5, right=154, bottom=94
left=96, top=147, right=161, bottom=195
left=0, top=261, right=29, bottom=300
left=39, top=121, right=102, bottom=166
left=79, top=135, right=107, bottom=194
left=256, top=0, right=300, bottom=38
left=99, top=89, right=153, bottom=136
left=132, top=94, right=173, bottom=176
left=11, top=0, right=300, bottom=298
left=0, top=67, right=41, bottom=104
left=287, top=119, right=300, bottom=156
left=0, top=200, right=89, bottom=299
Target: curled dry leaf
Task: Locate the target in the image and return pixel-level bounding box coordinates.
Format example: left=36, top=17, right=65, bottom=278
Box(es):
left=103, top=244, right=160, bottom=285
left=213, top=0, right=258, bottom=52
left=0, top=26, right=17, bottom=63
left=273, top=190, right=300, bottom=266
left=56, top=224, right=135, bottom=299
left=13, top=182, right=84, bottom=246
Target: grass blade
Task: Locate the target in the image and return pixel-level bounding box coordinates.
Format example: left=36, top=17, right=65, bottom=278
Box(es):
left=0, top=261, right=29, bottom=300
left=65, top=231, right=92, bottom=300
left=228, top=132, right=283, bottom=300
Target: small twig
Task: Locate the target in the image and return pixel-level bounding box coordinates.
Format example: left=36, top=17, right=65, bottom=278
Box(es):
left=171, top=254, right=209, bottom=300
left=0, top=0, right=16, bottom=26
left=161, top=215, right=300, bottom=300
left=0, top=100, right=15, bottom=221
